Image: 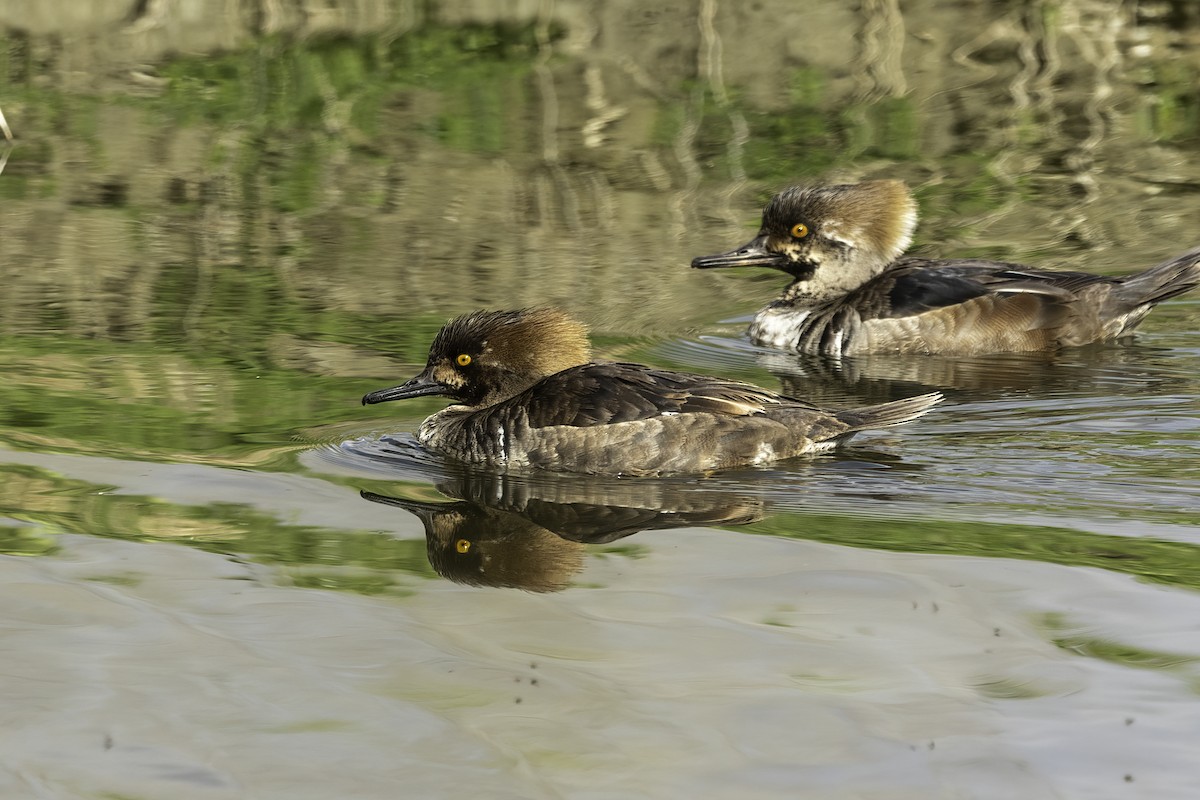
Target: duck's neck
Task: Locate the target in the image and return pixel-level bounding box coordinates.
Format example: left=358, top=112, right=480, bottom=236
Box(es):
left=777, top=252, right=893, bottom=307
left=779, top=279, right=839, bottom=307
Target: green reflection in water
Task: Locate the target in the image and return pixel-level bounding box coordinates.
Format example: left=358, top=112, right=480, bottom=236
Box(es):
left=265, top=719, right=353, bottom=734
left=0, top=464, right=436, bottom=593
left=1, top=20, right=959, bottom=214
left=1053, top=634, right=1199, bottom=670
left=82, top=573, right=142, bottom=587
left=594, top=544, right=651, bottom=560
left=746, top=512, right=1200, bottom=592
left=0, top=524, right=59, bottom=557
left=1039, top=612, right=1200, bottom=674
left=287, top=570, right=418, bottom=597
left=1134, top=59, right=1200, bottom=144
left=148, top=24, right=548, bottom=212
left=12, top=15, right=1179, bottom=368
left=0, top=335, right=405, bottom=463
left=973, top=678, right=1047, bottom=700
left=5, top=458, right=1199, bottom=599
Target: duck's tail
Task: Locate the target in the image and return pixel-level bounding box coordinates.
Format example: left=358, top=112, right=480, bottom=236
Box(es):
left=1112, top=245, right=1200, bottom=310
left=836, top=391, right=944, bottom=432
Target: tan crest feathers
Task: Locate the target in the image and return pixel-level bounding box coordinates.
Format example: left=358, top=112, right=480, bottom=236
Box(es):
left=434, top=308, right=591, bottom=378
left=492, top=308, right=592, bottom=377
left=841, top=180, right=918, bottom=261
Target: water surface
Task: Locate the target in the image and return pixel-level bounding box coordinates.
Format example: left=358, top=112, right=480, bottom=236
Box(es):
left=1, top=1, right=1199, bottom=798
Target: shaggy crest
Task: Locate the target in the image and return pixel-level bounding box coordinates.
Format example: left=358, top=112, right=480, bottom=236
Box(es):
left=763, top=179, right=917, bottom=263
left=431, top=308, right=591, bottom=378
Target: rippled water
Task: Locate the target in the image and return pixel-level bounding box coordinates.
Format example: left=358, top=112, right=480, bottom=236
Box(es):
left=2, top=1, right=1200, bottom=798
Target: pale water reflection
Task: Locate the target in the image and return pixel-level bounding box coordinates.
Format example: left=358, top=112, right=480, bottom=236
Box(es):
left=2, top=0, right=1200, bottom=798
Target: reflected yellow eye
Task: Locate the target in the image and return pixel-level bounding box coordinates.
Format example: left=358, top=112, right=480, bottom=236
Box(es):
left=790, top=222, right=809, bottom=239
left=456, top=354, right=472, bottom=367
left=455, top=539, right=471, bottom=554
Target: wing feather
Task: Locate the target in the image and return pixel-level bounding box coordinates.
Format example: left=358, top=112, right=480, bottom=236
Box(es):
left=503, top=363, right=805, bottom=429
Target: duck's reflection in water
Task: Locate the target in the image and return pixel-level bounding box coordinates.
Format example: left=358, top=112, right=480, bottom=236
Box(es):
left=755, top=341, right=1192, bottom=407
left=361, top=471, right=763, bottom=592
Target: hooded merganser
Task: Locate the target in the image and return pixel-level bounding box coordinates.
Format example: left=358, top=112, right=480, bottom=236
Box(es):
left=361, top=308, right=942, bottom=476
left=691, top=180, right=1200, bottom=355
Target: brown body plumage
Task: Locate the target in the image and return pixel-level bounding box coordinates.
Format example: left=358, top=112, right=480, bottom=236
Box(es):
left=692, top=180, right=1200, bottom=356
left=361, top=308, right=941, bottom=476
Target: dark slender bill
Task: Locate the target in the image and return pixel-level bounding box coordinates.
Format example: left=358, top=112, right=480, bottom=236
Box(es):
left=362, top=375, right=446, bottom=405
left=691, top=237, right=789, bottom=270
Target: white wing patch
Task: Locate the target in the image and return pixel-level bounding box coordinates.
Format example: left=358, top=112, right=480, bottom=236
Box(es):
left=751, top=308, right=811, bottom=350
left=495, top=425, right=507, bottom=462
left=752, top=442, right=776, bottom=465
left=829, top=329, right=844, bottom=354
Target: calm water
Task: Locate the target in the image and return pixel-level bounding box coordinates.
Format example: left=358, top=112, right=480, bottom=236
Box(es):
left=2, top=1, right=1200, bottom=798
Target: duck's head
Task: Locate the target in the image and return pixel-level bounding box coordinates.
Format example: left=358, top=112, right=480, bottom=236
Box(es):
left=362, top=308, right=591, bottom=409
left=691, top=180, right=918, bottom=297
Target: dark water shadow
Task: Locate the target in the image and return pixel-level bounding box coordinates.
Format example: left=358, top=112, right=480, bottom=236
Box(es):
left=360, top=469, right=764, bottom=592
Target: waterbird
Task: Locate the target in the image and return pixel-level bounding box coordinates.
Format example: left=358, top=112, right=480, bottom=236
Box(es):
left=361, top=308, right=941, bottom=475
left=691, top=180, right=1200, bottom=355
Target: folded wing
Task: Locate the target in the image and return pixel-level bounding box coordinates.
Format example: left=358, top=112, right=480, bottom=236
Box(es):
left=506, top=363, right=812, bottom=429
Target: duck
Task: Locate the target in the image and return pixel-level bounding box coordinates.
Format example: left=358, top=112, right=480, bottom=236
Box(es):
left=691, top=179, right=1200, bottom=356
left=361, top=308, right=942, bottom=476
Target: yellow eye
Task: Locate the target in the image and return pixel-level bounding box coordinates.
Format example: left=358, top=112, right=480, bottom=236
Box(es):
left=455, top=539, right=471, bottom=553
left=790, top=222, right=809, bottom=239
left=456, top=354, right=472, bottom=367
